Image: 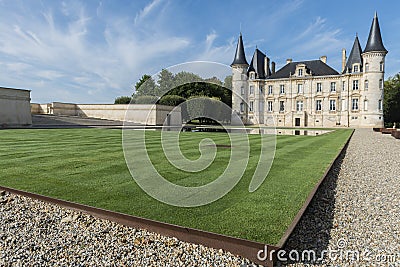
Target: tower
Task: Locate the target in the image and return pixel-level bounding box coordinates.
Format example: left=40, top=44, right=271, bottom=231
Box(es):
left=231, top=33, right=249, bottom=124
left=361, top=12, right=387, bottom=127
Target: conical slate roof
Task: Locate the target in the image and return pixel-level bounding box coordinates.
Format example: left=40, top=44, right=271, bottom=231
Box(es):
left=248, top=48, right=267, bottom=79
left=364, top=12, right=387, bottom=53
left=344, top=36, right=363, bottom=73
left=231, top=33, right=248, bottom=66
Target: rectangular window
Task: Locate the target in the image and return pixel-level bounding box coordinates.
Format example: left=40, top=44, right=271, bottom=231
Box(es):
left=280, top=84, right=285, bottom=94
left=352, top=98, right=359, bottom=110
left=249, top=85, right=254, bottom=95
left=279, top=101, right=285, bottom=112
left=364, top=80, right=368, bottom=90
left=297, top=84, right=303, bottom=94
left=316, top=100, right=322, bottom=111
left=296, top=101, right=303, bottom=111
left=353, top=65, right=358, bottom=72
left=259, top=85, right=264, bottom=94
left=365, top=63, right=369, bottom=72
left=267, top=101, right=273, bottom=112
left=330, top=82, right=336, bottom=92
left=268, top=85, right=273, bottom=95
left=330, top=100, right=336, bottom=111
left=240, top=86, right=244, bottom=95
left=364, top=100, right=368, bottom=111
left=298, top=69, right=303, bottom=76
left=316, top=83, right=322, bottom=93
left=379, top=79, right=383, bottom=89
left=353, top=80, right=359, bottom=90
left=380, top=62, right=384, bottom=72
left=379, top=99, right=383, bottom=110
left=240, top=102, right=244, bottom=112
left=249, top=101, right=254, bottom=112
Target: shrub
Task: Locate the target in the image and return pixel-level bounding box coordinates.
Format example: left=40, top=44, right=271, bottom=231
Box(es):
left=158, top=95, right=186, bottom=106
left=114, top=96, right=132, bottom=104
left=134, top=95, right=159, bottom=104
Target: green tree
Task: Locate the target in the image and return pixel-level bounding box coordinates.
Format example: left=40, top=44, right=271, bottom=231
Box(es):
left=224, top=75, right=232, bottom=89
left=134, top=74, right=158, bottom=96
left=158, top=69, right=176, bottom=96
left=114, top=96, right=132, bottom=104
left=384, top=73, right=400, bottom=127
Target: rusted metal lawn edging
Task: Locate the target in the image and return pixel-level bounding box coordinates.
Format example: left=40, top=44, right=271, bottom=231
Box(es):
left=0, top=185, right=279, bottom=267
left=276, top=129, right=355, bottom=248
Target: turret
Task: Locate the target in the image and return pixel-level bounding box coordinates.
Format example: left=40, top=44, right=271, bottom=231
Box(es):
left=344, top=35, right=363, bottom=73
left=364, top=12, right=387, bottom=53
left=361, top=12, right=387, bottom=128
left=231, top=33, right=249, bottom=124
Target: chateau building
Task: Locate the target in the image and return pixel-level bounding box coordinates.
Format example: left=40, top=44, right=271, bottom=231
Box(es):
left=231, top=13, right=387, bottom=128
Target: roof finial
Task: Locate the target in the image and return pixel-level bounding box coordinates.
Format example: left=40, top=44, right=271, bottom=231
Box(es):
left=374, top=11, right=378, bottom=18
left=240, top=22, right=242, bottom=34
left=356, top=32, right=358, bottom=37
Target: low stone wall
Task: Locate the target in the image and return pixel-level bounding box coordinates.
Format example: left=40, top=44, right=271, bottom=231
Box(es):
left=31, top=102, right=181, bottom=126
left=0, top=87, right=32, bottom=126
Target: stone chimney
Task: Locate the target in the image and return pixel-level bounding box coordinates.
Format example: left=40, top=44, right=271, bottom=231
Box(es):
left=342, top=48, right=347, bottom=72
left=320, top=56, right=327, bottom=63
left=265, top=56, right=270, bottom=76
left=286, top=58, right=292, bottom=64
left=271, top=61, right=276, bottom=74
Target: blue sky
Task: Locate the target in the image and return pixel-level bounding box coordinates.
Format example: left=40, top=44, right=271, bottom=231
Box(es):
left=0, top=0, right=399, bottom=103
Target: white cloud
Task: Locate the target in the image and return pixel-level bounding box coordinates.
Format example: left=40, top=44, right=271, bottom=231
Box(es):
left=134, top=0, right=164, bottom=25
left=196, top=30, right=235, bottom=65
left=0, top=0, right=192, bottom=103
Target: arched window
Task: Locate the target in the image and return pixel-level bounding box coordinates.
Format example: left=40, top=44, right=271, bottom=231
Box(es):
left=364, top=80, right=368, bottom=90
left=240, top=102, right=244, bottom=112
left=365, top=63, right=369, bottom=72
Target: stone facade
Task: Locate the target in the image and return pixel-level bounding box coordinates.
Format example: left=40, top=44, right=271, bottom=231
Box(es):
left=31, top=102, right=181, bottom=126
left=0, top=87, right=32, bottom=126
left=231, top=14, right=387, bottom=128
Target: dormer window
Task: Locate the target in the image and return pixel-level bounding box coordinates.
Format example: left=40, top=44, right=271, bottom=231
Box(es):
left=250, top=72, right=255, bottom=79
left=298, top=69, right=303, bottom=76
left=295, top=64, right=306, bottom=77
left=353, top=65, right=359, bottom=72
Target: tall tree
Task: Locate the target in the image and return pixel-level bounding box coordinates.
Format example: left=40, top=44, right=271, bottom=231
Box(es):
left=224, top=75, right=232, bottom=89
left=384, top=73, right=400, bottom=127
left=134, top=74, right=158, bottom=96
left=158, top=69, right=176, bottom=96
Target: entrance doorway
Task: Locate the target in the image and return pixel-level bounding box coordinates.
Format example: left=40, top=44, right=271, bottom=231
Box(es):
left=295, top=118, right=301, bottom=127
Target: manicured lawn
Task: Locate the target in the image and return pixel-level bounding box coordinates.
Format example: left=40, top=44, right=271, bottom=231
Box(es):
left=0, top=128, right=352, bottom=244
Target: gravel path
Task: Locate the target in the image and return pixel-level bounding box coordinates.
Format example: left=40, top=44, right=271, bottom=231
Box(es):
left=0, top=191, right=256, bottom=266
left=283, top=129, right=400, bottom=266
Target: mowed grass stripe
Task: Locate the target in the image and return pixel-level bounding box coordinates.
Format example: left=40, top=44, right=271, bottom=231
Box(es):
left=0, top=128, right=352, bottom=244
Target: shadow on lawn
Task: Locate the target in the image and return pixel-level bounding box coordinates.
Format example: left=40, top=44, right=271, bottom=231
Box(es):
left=279, top=143, right=349, bottom=266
